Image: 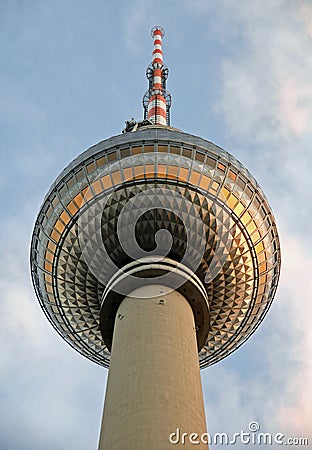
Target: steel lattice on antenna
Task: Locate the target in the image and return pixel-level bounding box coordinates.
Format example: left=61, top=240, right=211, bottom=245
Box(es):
left=142, top=26, right=172, bottom=126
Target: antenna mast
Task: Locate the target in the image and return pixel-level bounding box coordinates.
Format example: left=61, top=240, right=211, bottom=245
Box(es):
left=143, top=26, right=172, bottom=126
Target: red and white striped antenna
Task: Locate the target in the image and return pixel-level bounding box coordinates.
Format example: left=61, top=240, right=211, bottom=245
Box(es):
left=143, top=26, right=171, bottom=126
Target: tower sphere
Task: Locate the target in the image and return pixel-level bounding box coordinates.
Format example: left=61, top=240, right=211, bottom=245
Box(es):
left=30, top=125, right=280, bottom=368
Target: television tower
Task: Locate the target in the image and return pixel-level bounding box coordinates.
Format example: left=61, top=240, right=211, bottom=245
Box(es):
left=30, top=27, right=281, bottom=449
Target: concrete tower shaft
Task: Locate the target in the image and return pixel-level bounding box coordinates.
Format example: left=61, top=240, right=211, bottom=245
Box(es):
left=99, top=285, right=208, bottom=450
left=98, top=258, right=210, bottom=448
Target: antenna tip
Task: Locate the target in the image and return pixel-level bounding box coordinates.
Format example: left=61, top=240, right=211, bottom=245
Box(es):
left=151, top=25, right=165, bottom=38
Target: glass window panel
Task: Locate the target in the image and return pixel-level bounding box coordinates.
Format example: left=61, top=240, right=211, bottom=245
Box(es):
left=112, top=171, right=122, bottom=184
left=206, top=156, right=216, bottom=168
left=255, top=242, right=264, bottom=254
left=234, top=201, right=244, bottom=216
left=132, top=146, right=143, bottom=154
left=46, top=283, right=53, bottom=293
left=227, top=193, right=239, bottom=209
left=83, top=187, right=93, bottom=201
left=51, top=229, right=61, bottom=242
left=157, top=164, right=167, bottom=177
left=76, top=169, right=84, bottom=182
left=96, top=156, right=106, bottom=168
left=40, top=216, right=47, bottom=227
left=67, top=200, right=78, bottom=215
left=51, top=305, right=60, bottom=315
left=44, top=273, right=52, bottom=283
left=59, top=185, right=68, bottom=200
left=260, top=206, right=266, bottom=219
left=195, top=151, right=205, bottom=163
left=228, top=170, right=237, bottom=181
left=246, top=185, right=253, bottom=198
left=91, top=180, right=102, bottom=195
left=86, top=161, right=96, bottom=174
left=46, top=293, right=55, bottom=303
left=220, top=186, right=230, bottom=201
left=199, top=175, right=210, bottom=190
left=170, top=146, right=180, bottom=155
left=52, top=196, right=59, bottom=208
left=190, top=171, right=200, bottom=185
left=246, top=221, right=257, bottom=235
left=145, top=164, right=155, bottom=177
left=44, top=261, right=52, bottom=272
left=60, top=210, right=70, bottom=225
left=182, top=148, right=192, bottom=158
left=259, top=262, right=267, bottom=274
left=241, top=211, right=252, bottom=226
left=46, top=205, right=53, bottom=219
left=134, top=166, right=144, bottom=177
left=47, top=240, right=56, bottom=252
left=121, top=148, right=130, bottom=158
left=123, top=167, right=133, bottom=180
left=237, top=177, right=246, bottom=189
left=167, top=165, right=179, bottom=178
left=101, top=175, right=112, bottom=188
left=45, top=250, right=54, bottom=263
left=54, top=220, right=65, bottom=234
left=257, top=251, right=266, bottom=264
left=179, top=167, right=189, bottom=181
left=73, top=193, right=83, bottom=208
left=212, top=181, right=219, bottom=191
left=108, top=151, right=117, bottom=162
left=251, top=230, right=261, bottom=243
left=253, top=196, right=261, bottom=211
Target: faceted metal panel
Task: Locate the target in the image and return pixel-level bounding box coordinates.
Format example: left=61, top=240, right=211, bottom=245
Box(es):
left=30, top=126, right=281, bottom=368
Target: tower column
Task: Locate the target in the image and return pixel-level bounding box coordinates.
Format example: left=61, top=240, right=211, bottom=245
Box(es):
left=144, top=25, right=171, bottom=126
left=98, top=284, right=209, bottom=450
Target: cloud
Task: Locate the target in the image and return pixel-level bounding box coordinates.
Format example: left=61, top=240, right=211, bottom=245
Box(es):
left=299, top=0, right=312, bottom=37
left=201, top=231, right=312, bottom=449
left=0, top=212, right=106, bottom=450
left=270, top=234, right=312, bottom=435
left=1, top=1, right=311, bottom=449
left=187, top=1, right=312, bottom=446
left=278, top=78, right=310, bottom=135
left=215, top=0, right=312, bottom=141
left=122, top=0, right=154, bottom=52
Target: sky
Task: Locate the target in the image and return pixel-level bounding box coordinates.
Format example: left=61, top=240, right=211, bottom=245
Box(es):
left=1, top=0, right=312, bottom=449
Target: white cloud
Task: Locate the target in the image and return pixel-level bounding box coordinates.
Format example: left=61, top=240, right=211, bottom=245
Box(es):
left=270, top=234, right=312, bottom=435
left=215, top=0, right=312, bottom=142
left=122, top=0, right=154, bottom=52
left=201, top=232, right=312, bottom=448
left=0, top=213, right=106, bottom=449
left=189, top=2, right=312, bottom=444
left=1, top=1, right=312, bottom=448
left=299, top=0, right=312, bottom=37
left=278, top=78, right=310, bottom=135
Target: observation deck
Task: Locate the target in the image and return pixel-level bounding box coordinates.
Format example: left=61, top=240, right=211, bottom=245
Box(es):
left=30, top=125, right=281, bottom=369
